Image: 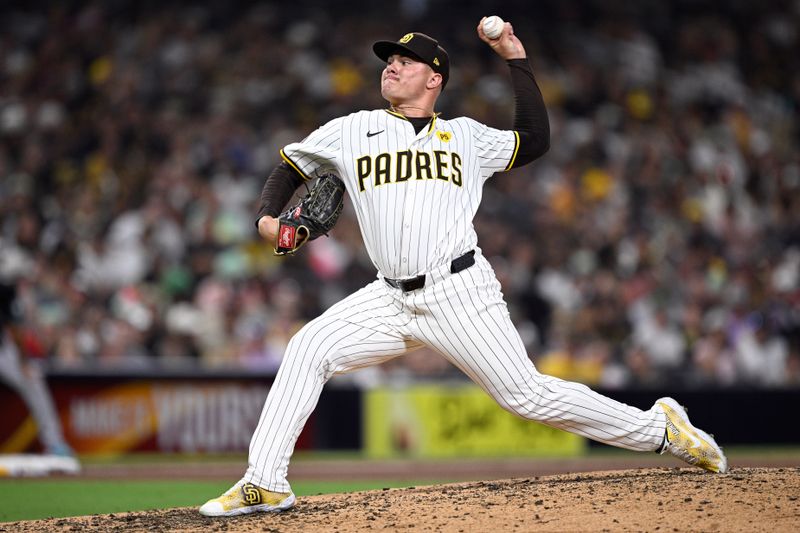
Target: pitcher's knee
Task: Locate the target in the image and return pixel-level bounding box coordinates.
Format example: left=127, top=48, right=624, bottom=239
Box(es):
left=497, top=392, right=539, bottom=420
left=494, top=379, right=560, bottom=423
left=283, top=321, right=347, bottom=376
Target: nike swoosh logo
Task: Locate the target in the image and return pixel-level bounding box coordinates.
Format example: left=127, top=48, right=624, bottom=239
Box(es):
left=367, top=130, right=385, bottom=138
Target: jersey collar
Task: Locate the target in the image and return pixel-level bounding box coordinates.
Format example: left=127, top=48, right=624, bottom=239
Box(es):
left=383, top=109, right=440, bottom=137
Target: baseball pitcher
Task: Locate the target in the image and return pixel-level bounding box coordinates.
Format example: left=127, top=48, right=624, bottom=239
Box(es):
left=200, top=19, right=727, bottom=517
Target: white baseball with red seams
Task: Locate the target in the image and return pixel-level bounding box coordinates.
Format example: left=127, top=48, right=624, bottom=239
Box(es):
left=482, top=16, right=505, bottom=39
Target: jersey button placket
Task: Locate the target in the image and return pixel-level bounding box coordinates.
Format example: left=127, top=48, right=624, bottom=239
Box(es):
left=398, top=129, right=422, bottom=274
left=399, top=180, right=416, bottom=273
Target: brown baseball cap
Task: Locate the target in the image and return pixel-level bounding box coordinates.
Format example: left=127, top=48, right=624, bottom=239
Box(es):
left=373, top=32, right=450, bottom=88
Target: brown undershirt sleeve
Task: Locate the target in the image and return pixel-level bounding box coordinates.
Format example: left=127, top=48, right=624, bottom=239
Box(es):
left=507, top=58, right=550, bottom=167
left=255, top=161, right=306, bottom=225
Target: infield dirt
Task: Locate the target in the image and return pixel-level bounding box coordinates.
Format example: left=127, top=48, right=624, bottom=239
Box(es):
left=5, top=467, right=799, bottom=532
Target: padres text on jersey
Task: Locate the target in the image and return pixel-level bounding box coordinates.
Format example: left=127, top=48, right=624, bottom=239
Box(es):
left=279, top=109, right=519, bottom=280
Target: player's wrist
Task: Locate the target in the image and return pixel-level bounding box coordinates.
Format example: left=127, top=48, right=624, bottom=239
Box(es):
left=258, top=216, right=279, bottom=243
left=499, top=47, right=526, bottom=61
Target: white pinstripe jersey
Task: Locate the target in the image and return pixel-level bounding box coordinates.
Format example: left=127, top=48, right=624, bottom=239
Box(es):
left=281, top=109, right=519, bottom=279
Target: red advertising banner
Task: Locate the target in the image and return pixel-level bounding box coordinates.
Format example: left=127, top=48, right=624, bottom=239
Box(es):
left=0, top=378, right=316, bottom=455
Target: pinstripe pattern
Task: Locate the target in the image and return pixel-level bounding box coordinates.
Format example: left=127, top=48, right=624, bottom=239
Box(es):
left=244, top=108, right=667, bottom=494
left=282, top=110, right=516, bottom=280
left=244, top=251, right=666, bottom=493
left=245, top=283, right=421, bottom=491
left=415, top=256, right=665, bottom=449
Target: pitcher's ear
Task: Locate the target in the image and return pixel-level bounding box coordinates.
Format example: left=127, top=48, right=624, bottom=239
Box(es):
left=427, top=72, right=443, bottom=90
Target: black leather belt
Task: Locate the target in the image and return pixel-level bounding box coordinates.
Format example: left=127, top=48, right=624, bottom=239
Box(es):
left=384, top=250, right=475, bottom=292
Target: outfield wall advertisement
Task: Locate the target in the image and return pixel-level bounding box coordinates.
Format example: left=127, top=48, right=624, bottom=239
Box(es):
left=364, top=385, right=585, bottom=457
left=0, top=380, right=292, bottom=454
left=67, top=382, right=268, bottom=453
left=3, top=377, right=796, bottom=455
left=1, top=378, right=584, bottom=457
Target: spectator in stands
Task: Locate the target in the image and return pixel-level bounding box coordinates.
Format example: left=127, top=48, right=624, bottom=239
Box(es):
left=0, top=1, right=797, bottom=390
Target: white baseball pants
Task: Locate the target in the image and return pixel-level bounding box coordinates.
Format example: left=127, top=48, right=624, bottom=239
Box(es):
left=245, top=251, right=666, bottom=492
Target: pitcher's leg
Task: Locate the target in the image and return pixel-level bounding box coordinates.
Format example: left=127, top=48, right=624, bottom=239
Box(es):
left=245, top=282, right=419, bottom=492
left=510, top=371, right=666, bottom=451
left=412, top=266, right=666, bottom=451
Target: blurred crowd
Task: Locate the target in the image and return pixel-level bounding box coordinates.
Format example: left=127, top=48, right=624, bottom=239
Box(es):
left=1, top=0, right=798, bottom=388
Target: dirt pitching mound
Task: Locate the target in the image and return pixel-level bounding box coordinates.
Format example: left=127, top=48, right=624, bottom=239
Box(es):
left=6, top=467, right=799, bottom=532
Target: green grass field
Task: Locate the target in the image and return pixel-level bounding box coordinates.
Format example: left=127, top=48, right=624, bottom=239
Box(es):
left=0, top=479, right=429, bottom=522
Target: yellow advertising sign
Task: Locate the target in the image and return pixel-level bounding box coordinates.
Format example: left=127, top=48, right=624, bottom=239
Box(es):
left=365, top=385, right=585, bottom=458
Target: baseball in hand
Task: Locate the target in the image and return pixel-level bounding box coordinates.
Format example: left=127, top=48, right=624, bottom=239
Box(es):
left=482, top=16, right=505, bottom=40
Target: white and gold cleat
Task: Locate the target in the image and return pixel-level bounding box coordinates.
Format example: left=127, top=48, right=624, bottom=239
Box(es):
left=199, top=480, right=296, bottom=517
left=657, top=397, right=728, bottom=473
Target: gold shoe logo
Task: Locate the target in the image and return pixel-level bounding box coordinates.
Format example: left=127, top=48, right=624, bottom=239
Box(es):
left=242, top=483, right=262, bottom=505
left=400, top=33, right=414, bottom=44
